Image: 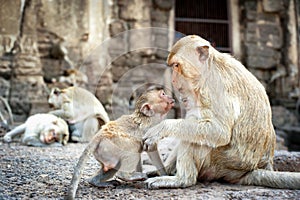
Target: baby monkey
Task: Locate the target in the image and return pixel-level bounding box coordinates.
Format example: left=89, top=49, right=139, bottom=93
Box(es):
left=66, top=86, right=175, bottom=199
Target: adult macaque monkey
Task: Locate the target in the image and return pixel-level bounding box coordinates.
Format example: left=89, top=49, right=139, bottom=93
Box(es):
left=66, top=86, right=175, bottom=200
left=3, top=113, right=69, bottom=147
left=48, top=86, right=109, bottom=142
left=143, top=35, right=300, bottom=189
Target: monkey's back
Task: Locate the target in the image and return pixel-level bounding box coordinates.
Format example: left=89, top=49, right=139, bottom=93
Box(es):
left=209, top=52, right=276, bottom=181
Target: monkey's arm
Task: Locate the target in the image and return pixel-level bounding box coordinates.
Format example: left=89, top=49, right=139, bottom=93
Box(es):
left=23, top=136, right=62, bottom=147
left=143, top=118, right=231, bottom=151
left=49, top=109, right=73, bottom=121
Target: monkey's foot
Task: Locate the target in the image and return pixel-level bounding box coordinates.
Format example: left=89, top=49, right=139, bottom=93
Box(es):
left=87, top=179, right=121, bottom=188
left=145, top=176, right=192, bottom=189
left=117, top=172, right=148, bottom=182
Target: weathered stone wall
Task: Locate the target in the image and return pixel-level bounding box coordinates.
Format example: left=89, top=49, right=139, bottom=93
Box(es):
left=101, top=0, right=175, bottom=118
left=0, top=0, right=109, bottom=122
left=241, top=0, right=299, bottom=106
left=0, top=0, right=299, bottom=128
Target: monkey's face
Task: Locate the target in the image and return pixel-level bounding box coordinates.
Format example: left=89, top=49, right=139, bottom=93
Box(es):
left=167, top=35, right=211, bottom=92
left=152, top=90, right=175, bottom=115
left=40, top=122, right=68, bottom=144
left=40, top=129, right=59, bottom=144
left=48, top=88, right=63, bottom=108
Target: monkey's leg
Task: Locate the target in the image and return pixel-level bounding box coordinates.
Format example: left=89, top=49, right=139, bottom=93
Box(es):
left=145, top=143, right=199, bottom=189
left=136, top=155, right=142, bottom=172
left=88, top=161, right=121, bottom=187
left=116, top=152, right=148, bottom=182
left=147, top=145, right=178, bottom=177
left=147, top=147, right=167, bottom=176
left=69, top=122, right=83, bottom=142
left=80, top=117, right=98, bottom=142
left=117, top=171, right=148, bottom=182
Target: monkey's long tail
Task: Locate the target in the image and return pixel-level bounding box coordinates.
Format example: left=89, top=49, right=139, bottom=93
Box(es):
left=239, top=169, right=300, bottom=189
left=65, top=137, right=100, bottom=200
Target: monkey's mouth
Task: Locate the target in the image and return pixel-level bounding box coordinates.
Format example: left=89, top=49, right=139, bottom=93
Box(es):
left=44, top=130, right=57, bottom=144
left=169, top=100, right=175, bottom=107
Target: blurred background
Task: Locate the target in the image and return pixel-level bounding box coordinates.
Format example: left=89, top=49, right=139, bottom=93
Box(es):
left=0, top=0, right=299, bottom=150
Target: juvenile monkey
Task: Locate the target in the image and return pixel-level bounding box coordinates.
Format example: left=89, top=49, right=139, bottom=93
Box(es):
left=3, top=113, right=69, bottom=147
left=48, top=86, right=109, bottom=142
left=66, top=86, right=175, bottom=200
left=143, top=35, right=300, bottom=189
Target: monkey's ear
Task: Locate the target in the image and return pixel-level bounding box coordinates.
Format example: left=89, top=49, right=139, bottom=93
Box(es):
left=53, top=88, right=61, bottom=95
left=196, top=46, right=209, bottom=62
left=140, top=103, right=155, bottom=117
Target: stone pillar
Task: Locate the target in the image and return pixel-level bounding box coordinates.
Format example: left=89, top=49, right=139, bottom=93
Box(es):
left=9, top=0, right=48, bottom=121
left=0, top=0, right=21, bottom=99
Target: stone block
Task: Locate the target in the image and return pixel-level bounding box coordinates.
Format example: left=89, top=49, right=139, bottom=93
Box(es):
left=119, top=0, right=151, bottom=21
left=109, top=20, right=127, bottom=37
left=245, top=32, right=257, bottom=42
left=13, top=53, right=42, bottom=75
left=248, top=68, right=270, bottom=81
left=108, top=35, right=128, bottom=55
left=0, top=78, right=10, bottom=98
left=0, top=35, right=17, bottom=54
left=246, top=10, right=257, bottom=20
left=10, top=76, right=48, bottom=115
left=246, top=22, right=257, bottom=32
left=0, top=55, right=12, bottom=78
left=262, top=0, right=284, bottom=12
left=257, top=13, right=279, bottom=23
left=246, top=43, right=279, bottom=57
left=0, top=1, right=21, bottom=34
left=257, top=24, right=282, bottom=49
left=153, top=32, right=169, bottom=49
left=111, top=65, right=130, bottom=82
left=246, top=55, right=279, bottom=69
left=151, top=9, right=169, bottom=23
left=244, top=1, right=257, bottom=10
left=153, top=0, right=173, bottom=10
left=128, top=27, right=153, bottom=54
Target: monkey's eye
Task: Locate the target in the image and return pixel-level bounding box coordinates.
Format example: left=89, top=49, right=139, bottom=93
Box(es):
left=173, top=63, right=179, bottom=68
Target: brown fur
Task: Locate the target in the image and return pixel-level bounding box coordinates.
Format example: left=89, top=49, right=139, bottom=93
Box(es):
left=66, top=87, right=174, bottom=199
left=143, top=35, right=300, bottom=189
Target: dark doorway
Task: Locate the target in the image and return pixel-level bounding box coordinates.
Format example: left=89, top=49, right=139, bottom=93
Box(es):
left=175, top=0, right=232, bottom=53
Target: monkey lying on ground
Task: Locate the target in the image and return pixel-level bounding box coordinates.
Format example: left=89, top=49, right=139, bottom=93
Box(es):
left=143, top=35, right=300, bottom=189
left=48, top=86, right=109, bottom=142
left=66, top=86, right=175, bottom=200
left=3, top=113, right=69, bottom=147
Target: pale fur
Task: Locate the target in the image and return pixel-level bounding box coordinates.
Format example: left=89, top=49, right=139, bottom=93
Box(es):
left=143, top=35, right=300, bottom=189
left=4, top=113, right=69, bottom=147
left=66, top=88, right=174, bottom=200
left=48, top=86, right=109, bottom=142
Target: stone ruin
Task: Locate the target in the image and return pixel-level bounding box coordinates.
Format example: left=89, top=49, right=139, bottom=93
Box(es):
left=0, top=0, right=299, bottom=150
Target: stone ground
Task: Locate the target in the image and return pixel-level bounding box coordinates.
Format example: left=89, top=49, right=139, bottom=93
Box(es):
left=0, top=139, right=300, bottom=200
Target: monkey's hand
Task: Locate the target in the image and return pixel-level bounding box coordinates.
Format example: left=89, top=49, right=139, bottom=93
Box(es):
left=3, top=135, right=12, bottom=143
left=143, top=123, right=165, bottom=151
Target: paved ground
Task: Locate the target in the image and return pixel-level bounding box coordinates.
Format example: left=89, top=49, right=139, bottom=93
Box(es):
left=0, top=140, right=299, bottom=200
